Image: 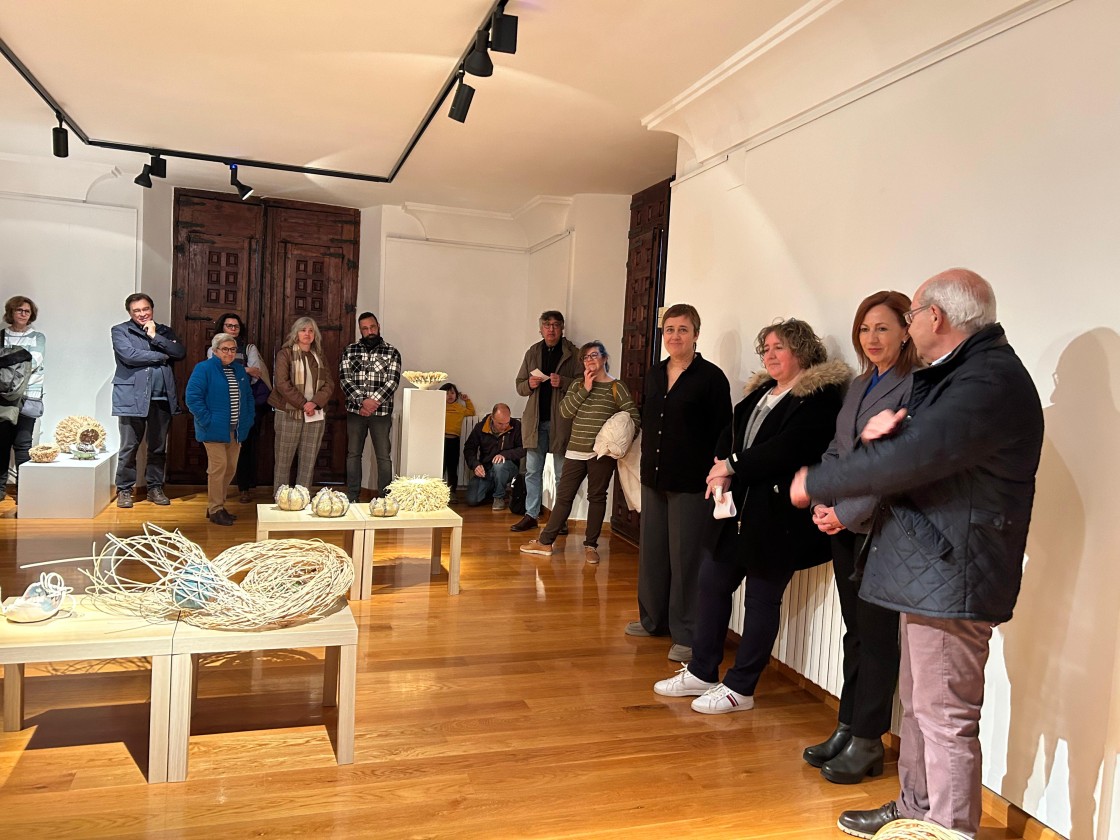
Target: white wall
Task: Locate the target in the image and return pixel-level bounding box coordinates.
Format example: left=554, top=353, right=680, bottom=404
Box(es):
left=659, top=0, right=1119, bottom=835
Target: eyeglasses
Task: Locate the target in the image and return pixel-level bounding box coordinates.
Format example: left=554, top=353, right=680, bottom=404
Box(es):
left=216, top=346, right=238, bottom=354
left=903, top=304, right=932, bottom=325
left=582, top=353, right=602, bottom=361
left=541, top=322, right=563, bottom=330
left=223, top=323, right=241, bottom=331
left=13, top=308, right=32, bottom=314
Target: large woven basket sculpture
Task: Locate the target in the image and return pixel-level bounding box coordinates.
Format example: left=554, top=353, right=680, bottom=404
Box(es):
left=55, top=415, right=107, bottom=451
left=81, top=523, right=353, bottom=630
left=872, top=820, right=972, bottom=839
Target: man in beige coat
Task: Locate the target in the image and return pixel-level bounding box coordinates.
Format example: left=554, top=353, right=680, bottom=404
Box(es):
left=510, top=310, right=581, bottom=532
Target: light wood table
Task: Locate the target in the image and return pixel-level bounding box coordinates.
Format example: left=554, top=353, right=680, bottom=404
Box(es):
left=255, top=505, right=367, bottom=598
left=164, top=600, right=358, bottom=783
left=350, top=507, right=463, bottom=599
left=0, top=597, right=177, bottom=783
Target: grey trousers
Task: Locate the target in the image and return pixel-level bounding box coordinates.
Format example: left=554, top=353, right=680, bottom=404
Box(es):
left=116, top=400, right=172, bottom=491
left=897, top=612, right=994, bottom=837
left=636, top=485, right=710, bottom=646
left=272, top=409, right=325, bottom=490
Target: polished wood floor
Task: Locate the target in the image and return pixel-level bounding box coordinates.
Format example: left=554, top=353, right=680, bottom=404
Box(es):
left=0, top=487, right=1022, bottom=839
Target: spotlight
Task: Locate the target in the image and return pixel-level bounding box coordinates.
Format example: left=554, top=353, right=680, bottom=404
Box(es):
left=51, top=114, right=68, bottom=158
left=448, top=72, right=475, bottom=123
left=150, top=154, right=167, bottom=178
left=463, top=29, right=493, bottom=77
left=229, top=164, right=254, bottom=200
left=490, top=10, right=518, bottom=54
left=134, top=164, right=153, bottom=188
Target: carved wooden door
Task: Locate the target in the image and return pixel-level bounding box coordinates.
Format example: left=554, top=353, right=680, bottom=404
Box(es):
left=168, top=192, right=264, bottom=484
left=263, top=202, right=360, bottom=486
left=610, top=178, right=671, bottom=544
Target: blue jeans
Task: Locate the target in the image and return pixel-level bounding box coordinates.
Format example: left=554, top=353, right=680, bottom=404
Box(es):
left=466, top=459, right=518, bottom=506
left=346, top=413, right=393, bottom=498
left=524, top=420, right=564, bottom=518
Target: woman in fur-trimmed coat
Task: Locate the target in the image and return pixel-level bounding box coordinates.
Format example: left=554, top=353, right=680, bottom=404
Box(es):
left=653, top=318, right=850, bottom=715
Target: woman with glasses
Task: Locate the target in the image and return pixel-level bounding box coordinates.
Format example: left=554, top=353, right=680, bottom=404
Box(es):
left=0, top=296, right=46, bottom=501
left=268, top=317, right=334, bottom=491
left=186, top=333, right=255, bottom=526
left=802, top=291, right=918, bottom=784
left=520, top=340, right=640, bottom=565
left=207, top=313, right=270, bottom=502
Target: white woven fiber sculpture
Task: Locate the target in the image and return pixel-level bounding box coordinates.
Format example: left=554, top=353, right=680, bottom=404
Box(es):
left=401, top=370, right=448, bottom=390
left=81, top=523, right=353, bottom=630
left=55, top=415, right=107, bottom=451
left=385, top=475, right=450, bottom=511
left=29, top=444, right=60, bottom=463
left=871, top=820, right=971, bottom=840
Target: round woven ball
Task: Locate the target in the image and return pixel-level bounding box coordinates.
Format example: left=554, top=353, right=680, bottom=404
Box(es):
left=275, top=484, right=311, bottom=511
left=369, top=496, right=400, bottom=517
left=29, top=444, right=60, bottom=463
left=872, top=820, right=971, bottom=839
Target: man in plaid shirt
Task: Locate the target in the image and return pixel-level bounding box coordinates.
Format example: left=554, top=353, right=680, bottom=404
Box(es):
left=340, top=312, right=402, bottom=501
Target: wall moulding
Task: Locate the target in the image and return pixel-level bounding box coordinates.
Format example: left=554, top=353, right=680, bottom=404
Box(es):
left=645, top=0, right=1075, bottom=169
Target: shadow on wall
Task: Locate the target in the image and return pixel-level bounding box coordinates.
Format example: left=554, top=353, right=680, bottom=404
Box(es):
left=1000, top=328, right=1120, bottom=839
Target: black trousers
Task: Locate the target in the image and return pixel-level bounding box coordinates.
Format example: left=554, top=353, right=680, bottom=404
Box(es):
left=688, top=537, right=794, bottom=697
left=443, top=435, right=461, bottom=488
left=832, top=530, right=901, bottom=738
left=116, top=400, right=172, bottom=491
left=0, top=412, right=36, bottom=486
left=540, top=456, right=615, bottom=547
left=234, top=405, right=267, bottom=491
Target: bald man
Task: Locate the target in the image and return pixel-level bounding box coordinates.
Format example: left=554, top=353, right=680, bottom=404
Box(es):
left=791, top=269, right=1044, bottom=839
left=463, top=403, right=525, bottom=509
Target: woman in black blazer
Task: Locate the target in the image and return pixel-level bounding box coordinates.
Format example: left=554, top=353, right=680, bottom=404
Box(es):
left=653, top=318, right=848, bottom=715
left=803, top=290, right=919, bottom=784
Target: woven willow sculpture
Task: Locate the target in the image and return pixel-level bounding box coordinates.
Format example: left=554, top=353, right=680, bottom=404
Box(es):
left=311, top=487, right=349, bottom=517
left=80, top=523, right=353, bottom=630
left=385, top=475, right=450, bottom=511
left=54, top=415, right=107, bottom=451
left=29, top=444, right=60, bottom=463
left=401, top=370, right=448, bottom=390
left=871, top=820, right=971, bottom=840
left=275, top=484, right=311, bottom=511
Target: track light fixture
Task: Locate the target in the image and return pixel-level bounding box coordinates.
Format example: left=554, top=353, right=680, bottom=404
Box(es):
left=463, top=29, right=493, bottom=77
left=150, top=154, right=167, bottom=178
left=229, top=164, right=254, bottom=200
left=133, top=164, right=153, bottom=188
left=51, top=113, right=68, bottom=158
left=490, top=9, right=518, bottom=54
left=448, top=70, right=476, bottom=123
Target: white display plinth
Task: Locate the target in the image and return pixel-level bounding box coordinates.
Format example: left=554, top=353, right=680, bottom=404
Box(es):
left=17, top=451, right=118, bottom=519
left=399, top=388, right=445, bottom=478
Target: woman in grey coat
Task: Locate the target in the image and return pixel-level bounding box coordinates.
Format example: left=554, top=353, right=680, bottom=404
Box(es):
left=803, top=290, right=919, bottom=784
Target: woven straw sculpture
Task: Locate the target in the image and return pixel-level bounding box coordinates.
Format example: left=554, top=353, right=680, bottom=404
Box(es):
left=401, top=370, right=448, bottom=390
left=385, top=475, right=450, bottom=511
left=311, top=487, right=350, bottom=517
left=275, top=484, right=311, bottom=511
left=80, top=523, right=353, bottom=630
left=369, top=496, right=400, bottom=517
left=29, top=444, right=60, bottom=463
left=871, top=820, right=972, bottom=839
left=55, top=415, right=107, bottom=451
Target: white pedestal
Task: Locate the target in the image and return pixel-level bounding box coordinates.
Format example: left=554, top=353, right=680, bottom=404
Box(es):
left=398, top=388, right=445, bottom=478
left=17, top=451, right=118, bottom=519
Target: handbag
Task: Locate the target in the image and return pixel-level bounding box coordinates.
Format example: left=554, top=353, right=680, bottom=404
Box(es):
left=251, top=378, right=271, bottom=406
left=20, top=396, right=44, bottom=419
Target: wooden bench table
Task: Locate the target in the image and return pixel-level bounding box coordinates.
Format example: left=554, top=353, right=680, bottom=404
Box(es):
left=165, top=600, right=358, bottom=783
left=351, top=507, right=463, bottom=599
left=0, top=597, right=177, bottom=783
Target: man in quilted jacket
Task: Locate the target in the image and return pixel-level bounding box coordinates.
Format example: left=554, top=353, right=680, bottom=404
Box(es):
left=791, top=268, right=1044, bottom=839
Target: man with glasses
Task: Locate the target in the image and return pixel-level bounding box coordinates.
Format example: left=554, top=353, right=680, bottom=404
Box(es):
left=111, top=293, right=186, bottom=508
left=791, top=269, right=1044, bottom=839
left=510, top=310, right=582, bottom=532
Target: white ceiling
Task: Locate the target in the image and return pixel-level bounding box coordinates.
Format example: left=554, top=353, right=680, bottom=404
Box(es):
left=0, top=0, right=805, bottom=212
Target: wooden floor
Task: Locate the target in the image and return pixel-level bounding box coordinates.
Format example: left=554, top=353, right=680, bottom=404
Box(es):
left=0, top=487, right=1023, bottom=839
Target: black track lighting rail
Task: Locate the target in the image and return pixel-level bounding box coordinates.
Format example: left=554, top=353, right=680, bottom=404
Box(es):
left=0, top=0, right=511, bottom=187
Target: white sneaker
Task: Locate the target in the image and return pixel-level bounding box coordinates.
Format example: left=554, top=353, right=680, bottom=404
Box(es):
left=690, top=683, right=755, bottom=714
left=653, top=666, right=717, bottom=697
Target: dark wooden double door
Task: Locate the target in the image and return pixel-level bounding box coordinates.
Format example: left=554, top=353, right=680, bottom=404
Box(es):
left=167, top=189, right=359, bottom=487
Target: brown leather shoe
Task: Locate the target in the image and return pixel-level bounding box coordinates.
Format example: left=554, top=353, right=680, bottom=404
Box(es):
left=147, top=486, right=171, bottom=506
left=837, top=801, right=900, bottom=838
left=510, top=514, right=538, bottom=532
left=116, top=489, right=133, bottom=509
left=208, top=508, right=235, bottom=526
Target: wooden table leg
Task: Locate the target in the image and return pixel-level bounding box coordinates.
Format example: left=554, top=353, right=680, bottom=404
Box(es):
left=255, top=524, right=268, bottom=542
left=348, top=530, right=365, bottom=601
left=430, top=528, right=442, bottom=576
left=3, top=663, right=25, bottom=731
left=148, top=654, right=171, bottom=783
left=361, top=532, right=374, bottom=600
left=166, top=652, right=194, bottom=783
left=335, top=644, right=356, bottom=765
left=449, top=525, right=462, bottom=595
left=323, top=646, right=340, bottom=708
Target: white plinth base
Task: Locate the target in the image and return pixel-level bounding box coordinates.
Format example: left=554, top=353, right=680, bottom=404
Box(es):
left=399, top=388, right=446, bottom=478
left=17, top=451, right=118, bottom=519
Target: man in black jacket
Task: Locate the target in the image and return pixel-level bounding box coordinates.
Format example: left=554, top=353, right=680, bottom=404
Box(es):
left=463, top=403, right=525, bottom=510
left=791, top=269, right=1044, bottom=839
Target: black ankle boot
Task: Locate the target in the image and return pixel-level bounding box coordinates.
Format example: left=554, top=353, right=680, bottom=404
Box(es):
left=821, top=735, right=885, bottom=784
left=802, top=722, right=852, bottom=768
